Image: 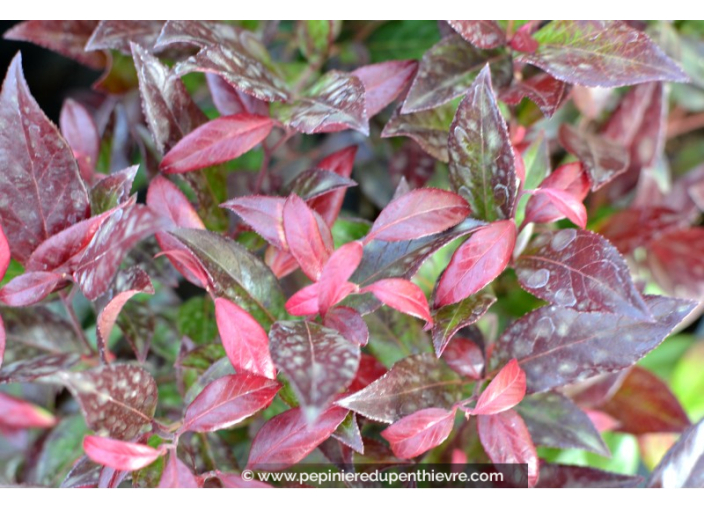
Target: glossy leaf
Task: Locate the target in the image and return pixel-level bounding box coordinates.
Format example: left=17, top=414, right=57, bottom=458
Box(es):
left=447, top=21, right=506, bottom=49
left=381, top=408, right=455, bottom=459
left=332, top=412, right=364, bottom=454
left=361, top=278, right=433, bottom=326
left=282, top=194, right=333, bottom=281
left=221, top=195, right=286, bottom=249
left=0, top=353, right=81, bottom=384
left=431, top=293, right=496, bottom=356
left=83, top=436, right=162, bottom=471
left=500, top=72, right=569, bottom=118
left=523, top=162, right=590, bottom=226
left=147, top=175, right=205, bottom=229
left=351, top=60, right=418, bottom=117
left=468, top=359, right=526, bottom=416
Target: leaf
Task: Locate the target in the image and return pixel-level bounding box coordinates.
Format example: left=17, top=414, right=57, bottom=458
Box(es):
left=73, top=204, right=169, bottom=301
left=206, top=73, right=269, bottom=117
left=597, top=207, right=688, bottom=255
left=4, top=21, right=106, bottom=69
left=529, top=189, right=587, bottom=228
left=468, top=359, right=526, bottom=415
left=131, top=42, right=207, bottom=154
left=55, top=364, right=158, bottom=440
left=493, top=295, right=696, bottom=394
left=0, top=53, right=91, bottom=264
left=442, top=332, right=484, bottom=379
left=500, top=72, right=569, bottom=118
left=160, top=114, right=274, bottom=174
left=282, top=194, right=333, bottom=281
left=382, top=102, right=455, bottom=162
left=647, top=228, right=704, bottom=299
left=172, top=228, right=286, bottom=327
left=269, top=321, right=360, bottom=422
left=0, top=353, right=81, bottom=383
left=515, top=229, right=651, bottom=319
left=648, top=418, right=704, bottom=488
left=323, top=306, right=369, bottom=346
left=218, top=472, right=272, bottom=489
left=402, top=35, right=511, bottom=113
left=352, top=60, right=418, bottom=117
left=147, top=175, right=205, bottom=229
left=337, top=353, right=463, bottom=423
left=287, top=169, right=357, bottom=202
left=447, top=21, right=506, bottom=49
left=431, top=293, right=496, bottom=356
left=332, top=412, right=364, bottom=454
left=275, top=71, right=369, bottom=135
left=317, top=241, right=364, bottom=316
left=365, top=188, right=470, bottom=243
left=516, top=392, right=609, bottom=456
left=448, top=66, right=517, bottom=222
left=221, top=195, right=286, bottom=249
left=307, top=146, right=358, bottom=226
left=86, top=20, right=165, bottom=54
left=0, top=272, right=65, bottom=307
left=285, top=282, right=323, bottom=317
left=60, top=99, right=100, bottom=182
left=214, top=298, right=276, bottom=380
left=559, top=124, right=629, bottom=191
left=477, top=410, right=539, bottom=487
left=0, top=315, right=4, bottom=369
left=0, top=306, right=82, bottom=361
left=600, top=366, right=690, bottom=435
left=159, top=453, right=199, bottom=488
left=0, top=392, right=56, bottom=428
left=522, top=162, right=590, bottom=226
left=538, top=463, right=641, bottom=488
left=182, top=373, right=280, bottom=433
left=247, top=405, right=349, bottom=471
left=361, top=279, right=433, bottom=326
left=297, top=20, right=337, bottom=64
left=90, top=165, right=138, bottom=215
left=434, top=220, right=516, bottom=307
left=518, top=20, right=688, bottom=87
left=83, top=436, right=163, bottom=471
left=381, top=408, right=455, bottom=459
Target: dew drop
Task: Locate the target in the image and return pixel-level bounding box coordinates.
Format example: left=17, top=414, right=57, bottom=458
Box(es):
left=524, top=268, right=550, bottom=289
left=550, top=229, right=577, bottom=251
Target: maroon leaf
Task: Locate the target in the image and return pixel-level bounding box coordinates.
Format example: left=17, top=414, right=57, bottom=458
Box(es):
left=247, top=405, right=349, bottom=471
left=282, top=194, right=333, bottom=281
left=337, top=353, right=463, bottom=423
left=86, top=20, right=165, bottom=54
left=500, top=72, right=569, bottom=118
left=365, top=188, right=470, bottom=243
left=221, top=196, right=286, bottom=249
left=0, top=392, right=56, bottom=428
left=559, top=124, right=630, bottom=191
left=323, top=307, right=369, bottom=346
left=159, top=453, right=199, bottom=488
left=648, top=418, right=704, bottom=488
left=510, top=27, right=539, bottom=54
left=538, top=463, right=641, bottom=488
left=160, top=114, right=273, bottom=174
left=402, top=35, right=511, bottom=113
left=182, top=373, right=280, bottom=433
left=269, top=321, right=360, bottom=421
left=83, top=436, right=163, bottom=471
left=351, top=60, right=418, bottom=117
left=349, top=353, right=387, bottom=392
left=317, top=242, right=363, bottom=316
left=0, top=353, right=81, bottom=384
left=147, top=175, right=205, bottom=229
left=600, top=366, right=690, bottom=435
left=276, top=71, right=369, bottom=135
left=523, top=162, right=590, bottom=226
left=597, top=207, right=688, bottom=255
left=206, top=74, right=269, bottom=117
left=515, top=229, right=651, bottom=319
left=214, top=298, right=276, bottom=380
left=435, top=220, right=516, bottom=307
left=647, top=228, right=704, bottom=299
left=382, top=102, right=455, bottom=162
left=0, top=53, right=91, bottom=264
left=381, top=408, right=455, bottom=459
left=431, top=294, right=496, bottom=356
left=447, top=21, right=506, bottom=49
left=218, top=472, right=272, bottom=489
left=448, top=66, right=517, bottom=222
left=0, top=272, right=65, bottom=307
left=60, top=99, right=100, bottom=183
left=361, top=279, right=433, bottom=326
left=468, top=359, right=526, bottom=416
left=307, top=146, right=358, bottom=226
left=90, top=165, right=139, bottom=215
left=493, top=295, right=696, bottom=393
left=4, top=21, right=106, bottom=69
left=519, top=20, right=688, bottom=87
left=442, top=333, right=485, bottom=379
left=477, top=410, right=539, bottom=487
left=131, top=42, right=207, bottom=154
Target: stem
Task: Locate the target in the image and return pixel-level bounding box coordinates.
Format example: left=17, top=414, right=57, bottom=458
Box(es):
left=59, top=290, right=94, bottom=357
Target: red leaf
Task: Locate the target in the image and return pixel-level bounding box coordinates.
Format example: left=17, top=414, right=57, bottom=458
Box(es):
left=160, top=114, right=274, bottom=174
left=89, top=165, right=139, bottom=215
left=83, top=436, right=163, bottom=471
left=447, top=21, right=506, bottom=49
left=218, top=472, right=272, bottom=488
left=0, top=224, right=9, bottom=281
left=323, top=307, right=369, bottom=346
left=282, top=194, right=333, bottom=281
left=247, top=405, right=349, bottom=471
left=206, top=74, right=269, bottom=117
left=60, top=99, right=100, bottom=183
left=365, top=188, right=470, bottom=243
left=468, top=359, right=526, bottom=416
left=501, top=73, right=569, bottom=119
left=182, top=373, right=280, bottom=433
left=0, top=272, right=65, bottom=307
left=435, top=220, right=516, bottom=307
left=215, top=297, right=276, bottom=380
left=477, top=410, right=539, bottom=487
left=529, top=188, right=587, bottom=228
left=442, top=333, right=485, bottom=379
left=349, top=353, right=387, bottom=392
left=509, top=28, right=539, bottom=53
left=317, top=241, right=363, bottom=315
left=159, top=453, right=199, bottom=488
left=352, top=60, right=418, bottom=117
left=0, top=392, right=56, bottom=428
left=523, top=162, right=589, bottom=226
left=361, top=278, right=432, bottom=326
left=147, top=175, right=205, bottom=229
left=221, top=195, right=286, bottom=249
left=285, top=282, right=322, bottom=317
left=381, top=408, right=455, bottom=459
left=307, top=146, right=358, bottom=226
left=155, top=249, right=210, bottom=289
left=647, top=228, right=704, bottom=300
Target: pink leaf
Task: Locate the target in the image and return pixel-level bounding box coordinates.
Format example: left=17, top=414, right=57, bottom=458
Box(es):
left=529, top=188, right=587, bottom=229
left=154, top=248, right=210, bottom=289
left=147, top=175, right=205, bottom=229
left=0, top=392, right=56, bottom=428
left=352, top=60, right=418, bottom=117
left=381, top=408, right=455, bottom=459
left=221, top=195, right=287, bottom=249
left=0, top=272, right=65, bottom=307
left=265, top=246, right=299, bottom=279
left=361, top=278, right=433, bottom=326
left=0, top=315, right=5, bottom=370
left=0, top=224, right=9, bottom=281
left=215, top=298, right=276, bottom=380
left=468, top=359, right=526, bottom=416
left=160, top=114, right=274, bottom=174
left=159, top=453, right=199, bottom=488
left=83, top=436, right=163, bottom=472
left=206, top=73, right=269, bottom=117
left=317, top=241, right=363, bottom=315
left=285, top=282, right=322, bottom=317
left=60, top=99, right=99, bottom=183
left=282, top=194, right=333, bottom=281
left=435, top=220, right=516, bottom=306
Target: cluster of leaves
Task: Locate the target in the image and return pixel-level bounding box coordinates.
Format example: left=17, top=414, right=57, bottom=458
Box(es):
left=0, top=20, right=703, bottom=489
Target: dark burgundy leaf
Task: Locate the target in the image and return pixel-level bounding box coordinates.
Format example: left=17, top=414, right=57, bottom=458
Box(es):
left=90, top=165, right=138, bottom=215
left=83, top=436, right=163, bottom=471
left=60, top=99, right=100, bottom=182
left=447, top=21, right=506, bottom=49
left=515, top=229, right=651, bottom=318
left=647, top=228, right=704, bottom=299
left=648, top=418, right=704, bottom=488
left=402, top=35, right=511, bottom=113
left=86, top=20, right=165, bottom=54
left=323, top=306, right=369, bottom=346
left=0, top=353, right=81, bottom=383
left=538, top=463, right=641, bottom=488
left=0, top=392, right=56, bottom=428
left=0, top=53, right=91, bottom=264
left=337, top=353, right=463, bottom=423
left=269, top=321, right=360, bottom=421
left=381, top=408, right=455, bottom=459
left=448, top=66, right=517, bottom=221
left=431, top=293, right=496, bottom=356
left=493, top=295, right=696, bottom=393
left=361, top=279, right=433, bottom=326
left=159, top=453, right=199, bottom=488
left=468, top=359, right=526, bottom=416
left=518, top=20, right=688, bottom=87
left=182, top=373, right=280, bottom=432
left=442, top=332, right=484, bottom=379
left=282, top=194, right=333, bottom=281
left=206, top=74, right=269, bottom=117
left=307, top=146, right=358, bottom=226
left=0, top=272, right=65, bottom=307
left=477, top=410, right=539, bottom=487
left=247, top=405, right=349, bottom=471
left=382, top=102, right=455, bottom=162
left=500, top=72, right=569, bottom=118
left=288, top=169, right=357, bottom=202
left=317, top=241, right=363, bottom=316
left=221, top=195, right=286, bottom=249
left=352, top=60, right=418, bottom=117
left=435, top=220, right=516, bottom=307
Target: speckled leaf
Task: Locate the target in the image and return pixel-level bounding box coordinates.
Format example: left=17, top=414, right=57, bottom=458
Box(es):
left=269, top=321, right=360, bottom=422
left=288, top=169, right=357, bottom=202
left=382, top=102, right=456, bottom=162
left=538, top=463, right=641, bottom=488
left=0, top=53, right=91, bottom=264
left=336, top=353, right=463, bottom=423
left=90, top=166, right=138, bottom=215
left=54, top=364, right=158, bottom=440
left=402, top=35, right=511, bottom=113
left=518, top=20, right=688, bottom=87
left=0, top=271, right=65, bottom=307
left=381, top=407, right=455, bottom=459
left=493, top=295, right=696, bottom=394
left=648, top=418, right=704, bottom=488
left=448, top=66, right=517, bottom=221
left=352, top=60, right=418, bottom=117
left=431, top=293, right=496, bottom=356
left=86, top=20, right=165, bottom=54
left=0, top=353, right=81, bottom=383
left=221, top=195, right=286, bottom=249
left=323, top=306, right=369, bottom=346
left=500, top=72, right=569, bottom=118
left=155, top=20, right=244, bottom=49
left=515, top=229, right=651, bottom=319
left=447, top=21, right=506, bottom=49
